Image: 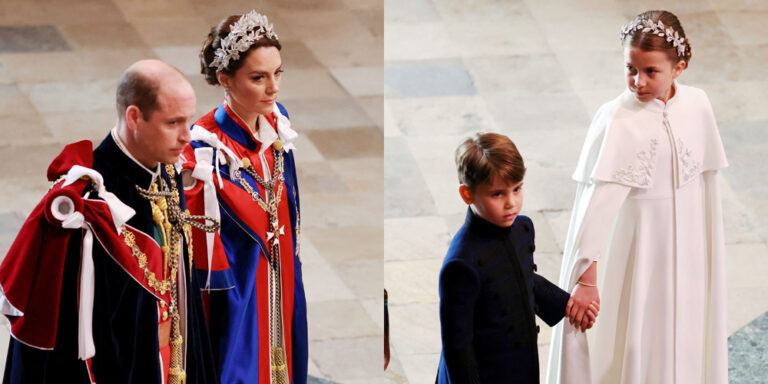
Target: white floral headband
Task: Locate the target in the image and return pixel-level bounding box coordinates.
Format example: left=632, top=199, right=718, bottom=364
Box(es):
left=210, top=10, right=279, bottom=71
left=619, top=18, right=686, bottom=57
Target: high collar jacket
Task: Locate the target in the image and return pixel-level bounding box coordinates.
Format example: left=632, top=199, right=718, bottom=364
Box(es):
left=437, top=210, right=570, bottom=384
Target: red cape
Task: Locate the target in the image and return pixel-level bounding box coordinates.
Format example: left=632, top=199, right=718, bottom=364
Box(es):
left=0, top=141, right=170, bottom=349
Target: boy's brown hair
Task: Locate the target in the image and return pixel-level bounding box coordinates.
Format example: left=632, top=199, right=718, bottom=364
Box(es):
left=455, top=132, right=526, bottom=190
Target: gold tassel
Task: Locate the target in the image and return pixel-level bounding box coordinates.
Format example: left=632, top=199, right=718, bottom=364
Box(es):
left=168, top=311, right=186, bottom=384
left=271, top=346, right=289, bottom=384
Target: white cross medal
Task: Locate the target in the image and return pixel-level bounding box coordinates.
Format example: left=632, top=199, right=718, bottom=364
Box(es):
left=267, top=224, right=285, bottom=246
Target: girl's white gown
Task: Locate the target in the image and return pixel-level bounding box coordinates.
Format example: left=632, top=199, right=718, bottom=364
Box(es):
left=547, top=84, right=729, bottom=384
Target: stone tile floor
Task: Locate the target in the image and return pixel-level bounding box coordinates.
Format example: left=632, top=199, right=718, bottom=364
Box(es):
left=0, top=0, right=382, bottom=382
left=384, top=0, right=768, bottom=383
left=2, top=1, right=767, bottom=382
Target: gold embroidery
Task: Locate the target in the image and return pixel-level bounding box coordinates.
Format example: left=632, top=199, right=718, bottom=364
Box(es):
left=122, top=229, right=173, bottom=295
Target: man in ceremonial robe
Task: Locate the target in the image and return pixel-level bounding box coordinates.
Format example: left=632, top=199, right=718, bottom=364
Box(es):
left=0, top=60, right=217, bottom=384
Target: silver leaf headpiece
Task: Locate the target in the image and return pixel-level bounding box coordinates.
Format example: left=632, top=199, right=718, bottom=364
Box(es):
left=619, top=18, right=686, bottom=57
left=210, top=10, right=279, bottom=71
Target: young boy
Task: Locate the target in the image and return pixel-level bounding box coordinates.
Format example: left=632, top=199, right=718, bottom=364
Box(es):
left=436, top=133, right=595, bottom=383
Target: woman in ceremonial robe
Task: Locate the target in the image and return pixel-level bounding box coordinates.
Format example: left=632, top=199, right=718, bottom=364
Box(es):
left=181, top=11, right=308, bottom=384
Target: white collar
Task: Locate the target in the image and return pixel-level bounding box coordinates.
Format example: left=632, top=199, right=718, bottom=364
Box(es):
left=224, top=100, right=298, bottom=155
left=625, top=81, right=682, bottom=114
left=111, top=126, right=162, bottom=184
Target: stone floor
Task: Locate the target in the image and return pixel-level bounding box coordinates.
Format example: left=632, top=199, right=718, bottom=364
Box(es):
left=384, top=0, right=768, bottom=383
left=0, top=0, right=382, bottom=382
left=2, top=1, right=767, bottom=383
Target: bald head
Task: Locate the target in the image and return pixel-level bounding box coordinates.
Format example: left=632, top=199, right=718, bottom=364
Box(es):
left=116, top=60, right=196, bottom=168
left=116, top=59, right=192, bottom=121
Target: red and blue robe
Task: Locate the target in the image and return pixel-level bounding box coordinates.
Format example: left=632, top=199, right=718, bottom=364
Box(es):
left=182, top=102, right=308, bottom=384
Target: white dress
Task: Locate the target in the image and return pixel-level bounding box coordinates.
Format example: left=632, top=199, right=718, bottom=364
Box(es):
left=547, top=84, right=729, bottom=384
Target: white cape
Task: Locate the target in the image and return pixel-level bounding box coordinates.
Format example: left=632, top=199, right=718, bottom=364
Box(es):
left=547, top=84, right=728, bottom=384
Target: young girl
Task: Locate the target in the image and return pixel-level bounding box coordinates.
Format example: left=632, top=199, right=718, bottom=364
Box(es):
left=547, top=10, right=728, bottom=384
left=181, top=11, right=308, bottom=384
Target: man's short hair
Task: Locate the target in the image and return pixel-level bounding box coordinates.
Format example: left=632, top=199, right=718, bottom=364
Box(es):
left=115, top=70, right=159, bottom=121
left=455, top=132, right=526, bottom=190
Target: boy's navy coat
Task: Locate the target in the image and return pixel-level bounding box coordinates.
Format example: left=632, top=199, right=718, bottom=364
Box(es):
left=436, top=209, right=570, bottom=384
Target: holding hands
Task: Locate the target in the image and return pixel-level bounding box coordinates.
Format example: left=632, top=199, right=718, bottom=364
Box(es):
left=566, top=261, right=600, bottom=332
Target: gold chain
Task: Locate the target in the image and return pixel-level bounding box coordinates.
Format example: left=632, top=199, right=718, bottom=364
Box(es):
left=122, top=229, right=174, bottom=295
left=132, top=166, right=190, bottom=384
left=184, top=213, right=221, bottom=232
left=164, top=165, right=186, bottom=384
left=231, top=152, right=284, bottom=212
left=233, top=144, right=289, bottom=384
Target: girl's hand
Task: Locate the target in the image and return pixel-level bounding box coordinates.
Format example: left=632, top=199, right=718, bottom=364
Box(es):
left=582, top=301, right=600, bottom=331
left=567, top=284, right=600, bottom=332
left=566, top=261, right=599, bottom=332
